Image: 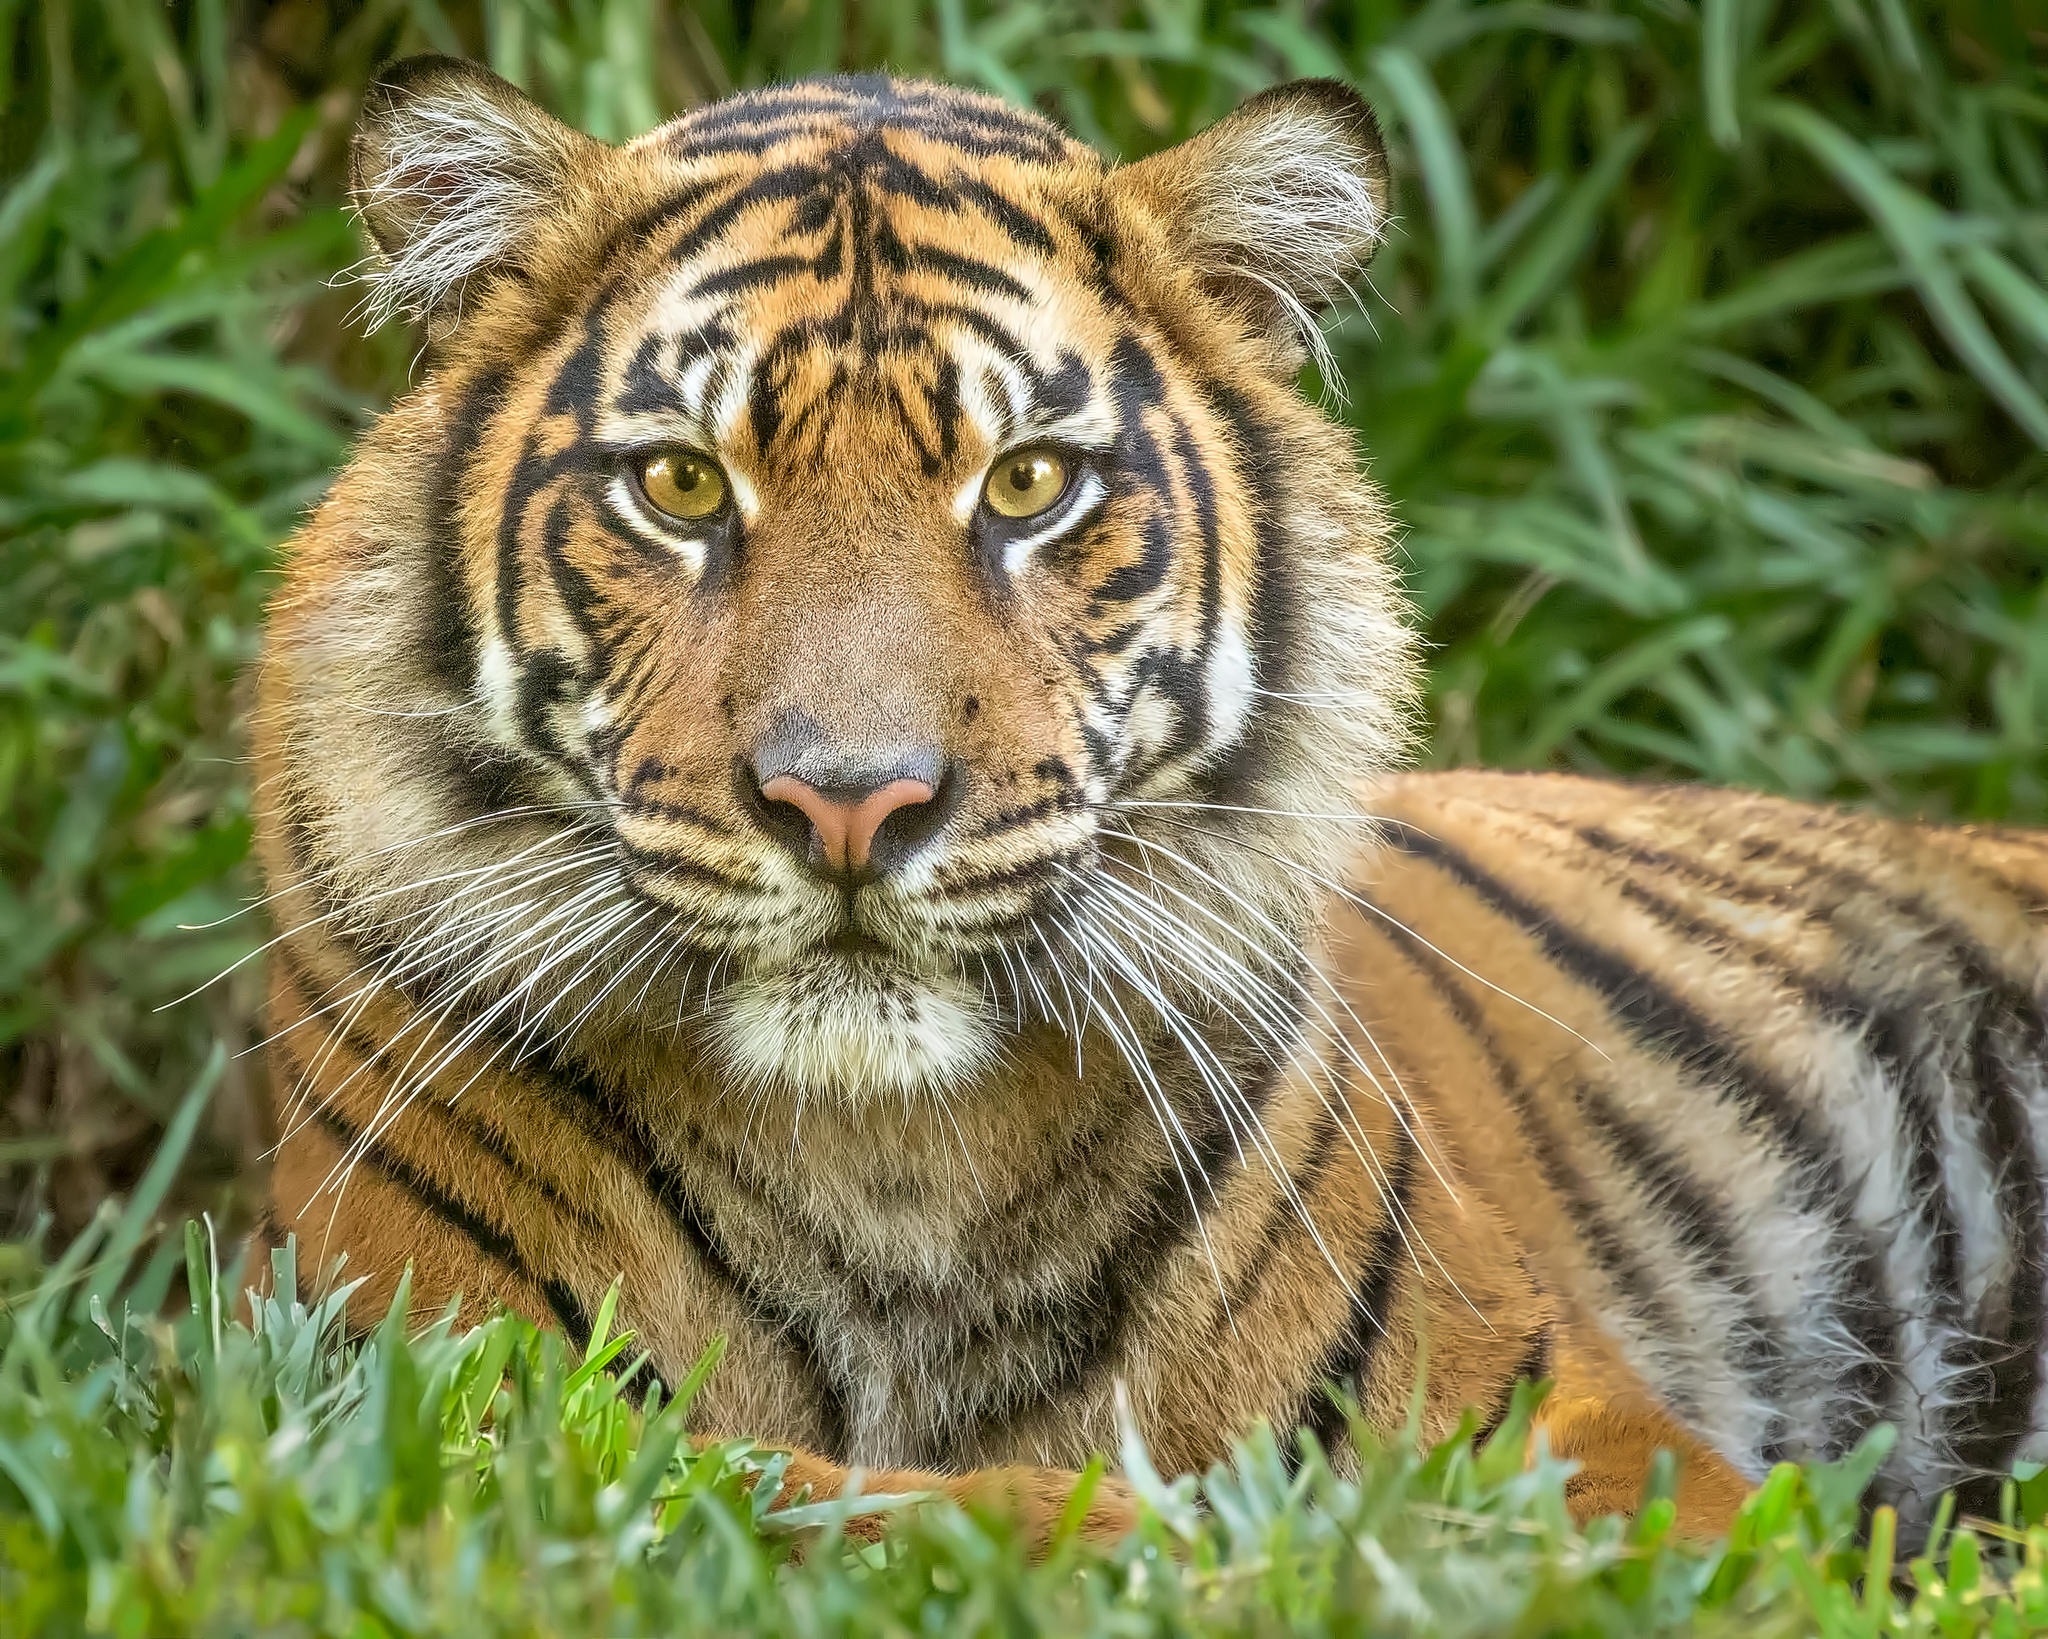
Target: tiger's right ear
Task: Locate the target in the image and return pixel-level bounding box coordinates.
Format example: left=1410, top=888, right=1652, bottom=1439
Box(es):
left=351, top=55, right=604, bottom=333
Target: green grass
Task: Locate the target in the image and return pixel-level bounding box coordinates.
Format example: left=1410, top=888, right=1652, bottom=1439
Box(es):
left=1, top=0, right=2046, bottom=1628
left=11, top=1194, right=2048, bottom=1636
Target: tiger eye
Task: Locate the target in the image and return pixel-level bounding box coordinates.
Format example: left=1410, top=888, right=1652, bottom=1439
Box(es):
left=639, top=450, right=728, bottom=520
left=984, top=449, right=1068, bottom=519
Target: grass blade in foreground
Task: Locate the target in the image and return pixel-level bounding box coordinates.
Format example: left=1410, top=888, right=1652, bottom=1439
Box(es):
left=5, top=1221, right=2048, bottom=1633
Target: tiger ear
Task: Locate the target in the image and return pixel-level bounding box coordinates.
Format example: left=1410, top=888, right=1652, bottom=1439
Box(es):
left=1107, top=79, right=1389, bottom=381
left=351, top=54, right=603, bottom=333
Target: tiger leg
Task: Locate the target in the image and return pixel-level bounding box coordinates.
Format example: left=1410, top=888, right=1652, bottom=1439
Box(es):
left=253, top=1153, right=1135, bottom=1549
left=769, top=1449, right=1138, bottom=1545
left=1536, top=1337, right=1750, bottom=1533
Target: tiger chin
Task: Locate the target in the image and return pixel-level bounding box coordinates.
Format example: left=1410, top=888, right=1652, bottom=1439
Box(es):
left=714, top=953, right=994, bottom=1100
left=251, top=54, right=2048, bottom=1548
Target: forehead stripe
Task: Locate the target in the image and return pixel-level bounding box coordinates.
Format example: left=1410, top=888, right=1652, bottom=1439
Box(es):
left=902, top=243, right=1032, bottom=303
left=651, top=148, right=1061, bottom=272
left=657, top=167, right=822, bottom=267
left=950, top=176, right=1057, bottom=255
left=689, top=253, right=817, bottom=303
left=664, top=77, right=1072, bottom=167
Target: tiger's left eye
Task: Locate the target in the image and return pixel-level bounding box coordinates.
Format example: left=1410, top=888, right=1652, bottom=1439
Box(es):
left=638, top=450, right=728, bottom=520
left=984, top=448, right=1068, bottom=519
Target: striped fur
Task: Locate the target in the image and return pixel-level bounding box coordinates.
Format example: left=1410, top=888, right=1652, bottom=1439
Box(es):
left=253, top=60, right=2048, bottom=1535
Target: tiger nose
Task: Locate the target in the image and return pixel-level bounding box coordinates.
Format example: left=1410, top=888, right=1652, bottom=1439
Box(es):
left=757, top=772, right=939, bottom=878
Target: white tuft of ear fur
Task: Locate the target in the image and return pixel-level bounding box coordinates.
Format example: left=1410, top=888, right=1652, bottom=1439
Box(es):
left=1110, top=80, right=1389, bottom=388
left=349, top=55, right=599, bottom=333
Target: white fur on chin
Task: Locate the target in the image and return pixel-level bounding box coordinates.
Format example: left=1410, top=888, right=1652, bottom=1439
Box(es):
left=709, top=954, right=995, bottom=1100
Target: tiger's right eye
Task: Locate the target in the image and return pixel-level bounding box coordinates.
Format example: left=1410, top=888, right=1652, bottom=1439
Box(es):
left=638, top=450, right=728, bottom=520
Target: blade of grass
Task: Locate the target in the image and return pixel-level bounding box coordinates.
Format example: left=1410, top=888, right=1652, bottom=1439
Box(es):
left=1702, top=0, right=1745, bottom=149
left=74, top=1041, right=224, bottom=1321
left=1762, top=98, right=2048, bottom=448
left=1516, top=616, right=1734, bottom=765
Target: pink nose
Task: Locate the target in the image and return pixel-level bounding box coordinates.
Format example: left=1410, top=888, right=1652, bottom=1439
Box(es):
left=760, top=775, right=937, bottom=875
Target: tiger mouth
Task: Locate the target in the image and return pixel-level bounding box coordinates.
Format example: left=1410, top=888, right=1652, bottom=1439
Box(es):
left=822, top=926, right=894, bottom=961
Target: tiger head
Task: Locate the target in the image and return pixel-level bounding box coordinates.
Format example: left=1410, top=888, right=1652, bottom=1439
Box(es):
left=265, top=60, right=1413, bottom=1105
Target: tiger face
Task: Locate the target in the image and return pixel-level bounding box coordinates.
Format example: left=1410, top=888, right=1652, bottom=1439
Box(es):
left=295, top=60, right=1412, bottom=1104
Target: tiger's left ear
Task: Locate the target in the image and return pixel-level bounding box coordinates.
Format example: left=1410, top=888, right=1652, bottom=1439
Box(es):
left=1106, top=79, right=1389, bottom=381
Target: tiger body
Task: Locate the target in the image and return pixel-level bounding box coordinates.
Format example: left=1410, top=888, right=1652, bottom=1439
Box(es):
left=255, top=60, right=2048, bottom=1534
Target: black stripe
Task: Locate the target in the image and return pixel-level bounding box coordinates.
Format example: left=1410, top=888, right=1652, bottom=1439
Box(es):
left=1220, top=1107, right=1344, bottom=1318
left=1475, top=1326, right=1556, bottom=1449
left=1010, top=1037, right=1264, bottom=1406
left=671, top=88, right=870, bottom=137
left=616, top=838, right=757, bottom=893
left=270, top=946, right=615, bottom=1249
left=688, top=253, right=817, bottom=301
left=1353, top=894, right=1704, bottom=1414
left=950, top=176, right=1056, bottom=254
left=1173, top=410, right=1223, bottom=674
left=1377, top=818, right=1897, bottom=1454
left=420, top=361, right=509, bottom=695
left=1573, top=829, right=1974, bottom=1330
left=1191, top=378, right=1300, bottom=813
left=1951, top=998, right=2046, bottom=1513
left=1287, top=1124, right=1417, bottom=1459
left=1573, top=818, right=2047, bottom=1484
left=306, top=1101, right=591, bottom=1346
left=526, top=1046, right=853, bottom=1457
left=903, top=241, right=1032, bottom=302
left=545, top=1279, right=595, bottom=1356
left=265, top=797, right=845, bottom=1436
left=602, top=182, right=726, bottom=260
left=1374, top=824, right=1835, bottom=1166
left=663, top=163, right=839, bottom=268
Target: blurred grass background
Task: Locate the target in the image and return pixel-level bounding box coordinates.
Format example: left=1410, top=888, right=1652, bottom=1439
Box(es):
left=1, top=0, right=2044, bottom=1245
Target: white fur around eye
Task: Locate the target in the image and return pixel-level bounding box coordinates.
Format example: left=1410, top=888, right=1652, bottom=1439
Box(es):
left=478, top=633, right=521, bottom=745
left=1000, top=469, right=1105, bottom=578
left=952, top=470, right=984, bottom=526
left=607, top=473, right=709, bottom=575
left=724, top=464, right=761, bottom=522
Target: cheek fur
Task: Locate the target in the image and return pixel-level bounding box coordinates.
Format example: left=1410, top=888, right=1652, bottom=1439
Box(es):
left=1205, top=622, right=1256, bottom=752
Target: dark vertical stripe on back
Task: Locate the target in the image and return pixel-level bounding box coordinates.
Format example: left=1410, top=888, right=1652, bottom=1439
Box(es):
left=1354, top=898, right=1701, bottom=1412
left=1951, top=998, right=2047, bottom=1510
left=1374, top=819, right=1897, bottom=1451
left=1571, top=818, right=2046, bottom=1486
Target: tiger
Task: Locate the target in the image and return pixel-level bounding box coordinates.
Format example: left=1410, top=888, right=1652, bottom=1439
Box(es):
left=250, top=53, right=2048, bottom=1542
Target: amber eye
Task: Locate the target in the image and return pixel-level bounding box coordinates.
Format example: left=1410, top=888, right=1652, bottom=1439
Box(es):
left=638, top=450, right=728, bottom=520
left=983, top=448, right=1069, bottom=519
